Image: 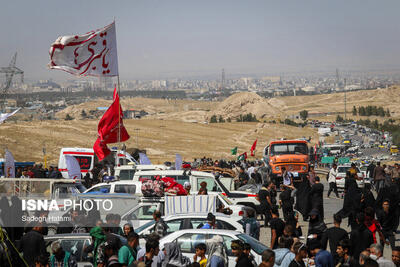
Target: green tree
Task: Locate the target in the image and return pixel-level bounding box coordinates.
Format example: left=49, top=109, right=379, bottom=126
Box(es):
left=218, top=115, right=225, bottom=123
left=227, top=117, right=231, bottom=123
left=377, top=107, right=385, bottom=117
left=336, top=115, right=344, bottom=122
left=65, top=114, right=74, bottom=121
left=372, top=119, right=379, bottom=129
left=352, top=106, right=357, bottom=116
left=359, top=106, right=365, bottom=116
left=210, top=115, right=218, bottom=123
left=300, top=110, right=309, bottom=121
left=386, top=108, right=391, bottom=117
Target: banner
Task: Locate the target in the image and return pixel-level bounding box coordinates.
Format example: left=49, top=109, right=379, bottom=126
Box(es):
left=65, top=155, right=81, bottom=179
left=93, top=87, right=130, bottom=161
left=139, top=153, right=152, bottom=165
left=4, top=149, right=15, bottom=178
left=175, top=154, right=182, bottom=170
left=250, top=139, right=257, bottom=156
left=49, top=22, right=118, bottom=76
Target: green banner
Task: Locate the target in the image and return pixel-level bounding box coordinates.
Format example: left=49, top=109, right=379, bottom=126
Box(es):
left=321, top=157, right=335, bottom=164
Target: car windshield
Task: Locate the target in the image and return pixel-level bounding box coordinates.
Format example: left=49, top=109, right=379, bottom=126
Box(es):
left=237, top=234, right=268, bottom=255
left=270, top=143, right=308, bottom=155
left=135, top=220, right=155, bottom=234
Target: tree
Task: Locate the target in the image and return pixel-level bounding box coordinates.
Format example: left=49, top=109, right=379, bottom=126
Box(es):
left=65, top=114, right=74, bottom=121
left=377, top=107, right=385, bottom=117
left=352, top=106, right=357, bottom=116
left=227, top=117, right=231, bottom=123
left=386, top=108, right=391, bottom=117
left=336, top=115, right=344, bottom=122
left=218, top=115, right=225, bottom=123
left=81, top=109, right=87, bottom=118
left=300, top=110, right=308, bottom=121
left=210, top=115, right=218, bottom=123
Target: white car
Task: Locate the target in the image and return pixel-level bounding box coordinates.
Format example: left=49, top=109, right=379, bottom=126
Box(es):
left=135, top=213, right=244, bottom=246
left=119, top=193, right=247, bottom=229
left=335, top=165, right=365, bottom=190
left=83, top=181, right=143, bottom=195
left=158, top=229, right=267, bottom=266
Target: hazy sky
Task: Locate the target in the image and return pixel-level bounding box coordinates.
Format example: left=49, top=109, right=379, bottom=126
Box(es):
left=1, top=0, right=400, bottom=81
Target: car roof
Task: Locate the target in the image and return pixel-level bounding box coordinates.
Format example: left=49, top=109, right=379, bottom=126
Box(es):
left=90, top=181, right=142, bottom=186
left=163, top=212, right=234, bottom=220
left=161, top=228, right=241, bottom=238
left=134, top=170, right=214, bottom=177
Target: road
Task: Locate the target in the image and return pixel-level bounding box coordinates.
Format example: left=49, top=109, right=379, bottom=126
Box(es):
left=258, top=177, right=399, bottom=260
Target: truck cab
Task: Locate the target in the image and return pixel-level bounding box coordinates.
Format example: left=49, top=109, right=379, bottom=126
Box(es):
left=263, top=140, right=310, bottom=184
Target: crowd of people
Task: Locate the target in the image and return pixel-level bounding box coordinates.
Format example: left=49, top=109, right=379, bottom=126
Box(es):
left=0, top=157, right=399, bottom=267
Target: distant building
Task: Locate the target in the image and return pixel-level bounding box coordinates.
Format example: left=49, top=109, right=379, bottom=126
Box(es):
left=123, top=109, right=148, bottom=119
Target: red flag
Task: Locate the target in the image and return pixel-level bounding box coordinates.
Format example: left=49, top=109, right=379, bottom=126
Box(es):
left=93, top=87, right=130, bottom=161
left=250, top=139, right=257, bottom=156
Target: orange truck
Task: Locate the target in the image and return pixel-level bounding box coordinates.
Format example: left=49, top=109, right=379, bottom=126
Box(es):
left=263, top=139, right=310, bottom=185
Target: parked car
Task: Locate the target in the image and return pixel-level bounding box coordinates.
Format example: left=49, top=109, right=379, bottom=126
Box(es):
left=335, top=165, right=365, bottom=190
left=135, top=212, right=244, bottom=246
left=44, top=233, right=127, bottom=267
left=159, top=229, right=267, bottom=266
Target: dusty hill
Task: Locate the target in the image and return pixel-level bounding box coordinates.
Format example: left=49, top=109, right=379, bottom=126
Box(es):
left=278, top=86, right=400, bottom=119
left=56, top=97, right=214, bottom=123
left=207, top=92, right=285, bottom=121
left=0, top=119, right=318, bottom=165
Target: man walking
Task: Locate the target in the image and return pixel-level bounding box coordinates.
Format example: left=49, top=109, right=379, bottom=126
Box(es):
left=327, top=164, right=339, bottom=198
left=373, top=162, right=385, bottom=193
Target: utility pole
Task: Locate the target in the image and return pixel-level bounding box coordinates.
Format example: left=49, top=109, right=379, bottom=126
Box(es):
left=344, top=78, right=347, bottom=121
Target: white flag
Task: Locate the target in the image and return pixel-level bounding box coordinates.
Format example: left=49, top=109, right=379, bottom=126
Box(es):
left=0, top=108, right=21, bottom=124
left=4, top=149, right=15, bottom=178
left=139, top=153, right=152, bottom=165
left=49, top=22, right=118, bottom=76
left=65, top=155, right=81, bottom=179
left=175, top=154, right=182, bottom=170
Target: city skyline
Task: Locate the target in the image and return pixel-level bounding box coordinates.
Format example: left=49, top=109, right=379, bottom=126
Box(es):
left=1, top=0, right=400, bottom=81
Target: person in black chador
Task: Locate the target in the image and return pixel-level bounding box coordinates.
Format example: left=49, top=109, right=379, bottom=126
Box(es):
left=257, top=182, right=273, bottom=227
left=309, top=176, right=324, bottom=220
left=279, top=184, right=294, bottom=222
left=307, top=209, right=327, bottom=246
left=336, top=176, right=361, bottom=230
left=293, top=173, right=311, bottom=221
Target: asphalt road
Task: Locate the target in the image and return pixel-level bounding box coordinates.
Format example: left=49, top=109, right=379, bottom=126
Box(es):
left=258, top=178, right=399, bottom=260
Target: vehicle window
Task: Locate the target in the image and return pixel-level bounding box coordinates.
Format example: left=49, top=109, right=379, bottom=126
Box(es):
left=189, top=218, right=207, bottom=229
left=271, top=143, right=308, bottom=155
left=176, top=233, right=206, bottom=253
left=59, top=239, right=88, bottom=262
left=173, top=175, right=189, bottom=186
left=119, top=170, right=135, bottom=180
left=217, top=220, right=236, bottom=231
left=115, top=185, right=136, bottom=194
left=197, top=177, right=221, bottom=192
left=208, top=234, right=235, bottom=256
left=129, top=204, right=158, bottom=220
left=237, top=233, right=268, bottom=255
left=165, top=219, right=184, bottom=233
left=87, top=185, right=111, bottom=193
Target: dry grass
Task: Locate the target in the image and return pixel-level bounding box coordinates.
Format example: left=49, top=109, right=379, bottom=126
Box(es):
left=2, top=86, right=399, bottom=164
left=0, top=119, right=318, bottom=165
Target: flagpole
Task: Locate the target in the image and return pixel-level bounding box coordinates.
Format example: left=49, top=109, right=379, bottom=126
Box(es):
left=117, top=74, right=121, bottom=145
